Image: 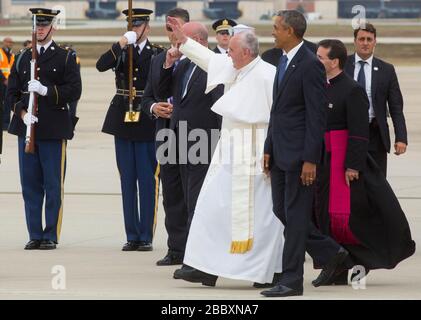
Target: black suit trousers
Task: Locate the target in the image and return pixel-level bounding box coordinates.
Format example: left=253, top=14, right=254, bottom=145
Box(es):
left=160, top=162, right=188, bottom=255
left=270, top=164, right=340, bottom=290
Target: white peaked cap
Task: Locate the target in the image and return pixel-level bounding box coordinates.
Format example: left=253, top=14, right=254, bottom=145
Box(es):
left=232, top=24, right=255, bottom=35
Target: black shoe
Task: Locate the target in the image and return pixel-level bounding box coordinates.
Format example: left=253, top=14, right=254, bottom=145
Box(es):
left=156, top=252, right=184, bottom=266
left=261, top=284, right=303, bottom=297
left=39, top=240, right=57, bottom=250
left=137, top=241, right=153, bottom=251
left=173, top=264, right=194, bottom=279
left=122, top=241, right=140, bottom=251
left=173, top=266, right=217, bottom=287
left=253, top=273, right=282, bottom=288
left=313, top=269, right=349, bottom=287
left=24, top=240, right=41, bottom=250
left=312, top=247, right=349, bottom=287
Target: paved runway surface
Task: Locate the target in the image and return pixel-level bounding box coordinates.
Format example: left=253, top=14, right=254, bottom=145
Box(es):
left=0, top=67, right=420, bottom=300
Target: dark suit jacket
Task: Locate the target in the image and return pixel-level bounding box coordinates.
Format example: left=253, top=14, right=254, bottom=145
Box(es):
left=141, top=50, right=170, bottom=150
left=265, top=44, right=328, bottom=171
left=157, top=59, right=222, bottom=132
left=7, top=41, right=82, bottom=140
left=213, top=46, right=224, bottom=54
left=262, top=39, right=317, bottom=67
left=344, top=54, right=407, bottom=152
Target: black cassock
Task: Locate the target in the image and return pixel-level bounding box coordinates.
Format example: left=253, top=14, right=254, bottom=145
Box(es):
left=315, top=72, right=415, bottom=270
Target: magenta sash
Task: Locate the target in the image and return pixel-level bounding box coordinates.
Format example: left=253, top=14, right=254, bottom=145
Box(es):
left=324, top=130, right=359, bottom=245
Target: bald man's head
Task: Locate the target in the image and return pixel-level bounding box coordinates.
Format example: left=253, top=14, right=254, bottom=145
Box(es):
left=182, top=22, right=208, bottom=47
left=3, top=37, right=14, bottom=49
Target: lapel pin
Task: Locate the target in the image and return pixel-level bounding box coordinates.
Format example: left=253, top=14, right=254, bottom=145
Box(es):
left=328, top=103, right=333, bottom=109
left=146, top=46, right=151, bottom=50
left=51, top=46, right=55, bottom=50
left=374, top=66, right=379, bottom=71
left=292, top=64, right=296, bottom=68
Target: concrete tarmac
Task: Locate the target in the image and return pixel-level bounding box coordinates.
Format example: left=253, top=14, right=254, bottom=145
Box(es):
left=0, top=67, right=420, bottom=300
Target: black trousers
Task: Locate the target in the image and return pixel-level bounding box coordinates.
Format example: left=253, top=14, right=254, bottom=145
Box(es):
left=270, top=164, right=340, bottom=290
left=369, top=120, right=387, bottom=177
left=179, top=162, right=209, bottom=231
left=1, top=83, right=10, bottom=128
left=160, top=162, right=188, bottom=255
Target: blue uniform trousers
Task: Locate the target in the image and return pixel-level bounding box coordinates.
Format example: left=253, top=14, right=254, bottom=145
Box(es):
left=114, top=137, right=159, bottom=243
left=18, top=137, right=66, bottom=243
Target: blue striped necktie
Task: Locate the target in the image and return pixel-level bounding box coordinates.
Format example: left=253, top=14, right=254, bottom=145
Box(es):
left=277, top=54, right=288, bottom=87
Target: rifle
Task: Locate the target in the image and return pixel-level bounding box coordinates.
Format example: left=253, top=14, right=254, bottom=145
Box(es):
left=124, top=0, right=140, bottom=122
left=25, top=14, right=38, bottom=154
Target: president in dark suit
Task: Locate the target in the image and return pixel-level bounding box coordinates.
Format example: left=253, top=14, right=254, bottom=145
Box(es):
left=157, top=21, right=223, bottom=268
left=261, top=39, right=317, bottom=67
left=345, top=23, right=407, bottom=176
left=261, top=10, right=349, bottom=297
left=141, top=7, right=190, bottom=266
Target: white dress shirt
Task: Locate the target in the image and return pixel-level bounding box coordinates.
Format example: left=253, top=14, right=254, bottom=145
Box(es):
left=217, top=45, right=227, bottom=54
left=283, top=41, right=304, bottom=68
left=354, top=53, right=375, bottom=122
left=136, top=39, right=147, bottom=55
left=36, top=40, right=53, bottom=55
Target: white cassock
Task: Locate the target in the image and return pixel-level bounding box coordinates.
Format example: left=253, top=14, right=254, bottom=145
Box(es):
left=178, top=38, right=284, bottom=284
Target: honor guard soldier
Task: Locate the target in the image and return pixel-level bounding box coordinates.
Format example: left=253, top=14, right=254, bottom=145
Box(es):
left=96, top=8, right=163, bottom=252
left=211, top=18, right=236, bottom=54
left=6, top=8, right=82, bottom=250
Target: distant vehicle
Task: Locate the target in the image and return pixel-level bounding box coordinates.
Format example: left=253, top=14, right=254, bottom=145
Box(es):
left=203, top=1, right=241, bottom=20
left=85, top=0, right=120, bottom=19
left=338, top=0, right=421, bottom=19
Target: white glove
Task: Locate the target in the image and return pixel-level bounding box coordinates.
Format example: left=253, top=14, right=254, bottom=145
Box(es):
left=28, top=80, right=48, bottom=96
left=124, top=31, right=137, bottom=45
left=23, top=113, right=38, bottom=126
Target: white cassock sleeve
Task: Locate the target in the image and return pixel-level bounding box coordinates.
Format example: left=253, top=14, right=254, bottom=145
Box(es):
left=180, top=38, right=237, bottom=93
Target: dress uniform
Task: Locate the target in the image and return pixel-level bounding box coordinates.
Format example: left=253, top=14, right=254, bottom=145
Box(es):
left=59, top=44, right=80, bottom=118
left=6, top=8, right=82, bottom=250
left=211, top=18, right=237, bottom=54
left=96, top=8, right=163, bottom=251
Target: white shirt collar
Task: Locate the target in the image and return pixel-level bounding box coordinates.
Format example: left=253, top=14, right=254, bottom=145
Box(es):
left=217, top=45, right=227, bottom=54
left=37, top=40, right=53, bottom=54
left=136, top=39, right=147, bottom=53
left=283, top=41, right=304, bottom=64
left=355, top=53, right=373, bottom=66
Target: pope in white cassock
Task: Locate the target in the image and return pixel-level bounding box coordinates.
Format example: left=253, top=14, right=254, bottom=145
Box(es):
left=167, top=18, right=284, bottom=287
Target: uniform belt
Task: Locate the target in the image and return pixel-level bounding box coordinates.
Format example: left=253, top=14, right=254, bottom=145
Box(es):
left=116, top=89, right=144, bottom=97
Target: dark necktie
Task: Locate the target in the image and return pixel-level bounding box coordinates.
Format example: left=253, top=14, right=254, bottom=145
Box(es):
left=169, top=59, right=180, bottom=105
left=181, top=62, right=195, bottom=98
left=277, top=54, right=288, bottom=87
left=173, top=59, right=180, bottom=72
left=357, top=60, right=367, bottom=90
left=40, top=46, right=45, bottom=56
